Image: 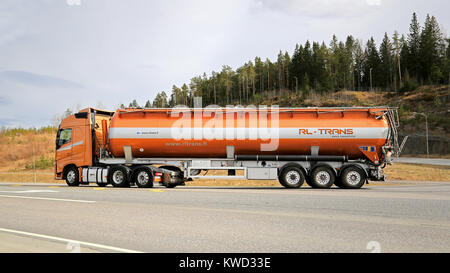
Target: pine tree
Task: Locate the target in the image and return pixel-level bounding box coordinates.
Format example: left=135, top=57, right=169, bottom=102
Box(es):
left=392, top=31, right=402, bottom=89
left=380, top=32, right=393, bottom=90
left=407, top=12, right=421, bottom=81
left=329, top=35, right=340, bottom=90
left=181, top=83, right=189, bottom=106
left=420, top=15, right=445, bottom=83
left=364, top=37, right=381, bottom=90
left=353, top=39, right=366, bottom=91
left=290, top=44, right=302, bottom=92
left=254, top=57, right=264, bottom=94
left=302, top=73, right=310, bottom=96
left=152, top=92, right=168, bottom=108
left=277, top=51, right=285, bottom=91
left=345, top=35, right=356, bottom=90
left=284, top=52, right=291, bottom=90
left=170, top=85, right=181, bottom=106
left=446, top=38, right=450, bottom=84
left=400, top=34, right=410, bottom=84
left=128, top=99, right=139, bottom=108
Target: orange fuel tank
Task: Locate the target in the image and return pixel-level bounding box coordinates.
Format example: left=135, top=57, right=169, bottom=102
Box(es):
left=107, top=108, right=393, bottom=163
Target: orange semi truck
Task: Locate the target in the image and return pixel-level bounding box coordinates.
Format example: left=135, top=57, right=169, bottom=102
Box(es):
left=55, top=107, right=400, bottom=189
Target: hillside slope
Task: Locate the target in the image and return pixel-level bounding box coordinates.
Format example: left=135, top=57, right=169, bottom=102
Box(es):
left=0, top=127, right=56, bottom=172
left=262, top=85, right=449, bottom=137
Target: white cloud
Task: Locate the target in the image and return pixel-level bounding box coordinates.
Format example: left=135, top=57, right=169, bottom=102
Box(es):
left=366, top=0, right=382, bottom=6
left=254, top=0, right=383, bottom=17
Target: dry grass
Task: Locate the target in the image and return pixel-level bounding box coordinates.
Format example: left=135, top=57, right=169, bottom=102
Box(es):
left=299, top=89, right=388, bottom=107
left=0, top=129, right=56, bottom=172
left=384, top=163, right=450, bottom=182
left=0, top=172, right=61, bottom=183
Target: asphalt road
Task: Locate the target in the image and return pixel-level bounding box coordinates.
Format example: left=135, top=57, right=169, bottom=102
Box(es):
left=0, top=181, right=449, bottom=253
left=394, top=157, right=450, bottom=166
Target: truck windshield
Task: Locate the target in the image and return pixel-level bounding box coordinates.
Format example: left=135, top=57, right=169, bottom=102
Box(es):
left=56, top=128, right=72, bottom=150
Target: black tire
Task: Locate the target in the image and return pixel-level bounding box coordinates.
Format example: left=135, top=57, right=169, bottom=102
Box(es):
left=165, top=184, right=177, bottom=188
left=278, top=166, right=305, bottom=189
left=334, top=177, right=345, bottom=189
left=305, top=175, right=313, bottom=187
left=108, top=166, right=129, bottom=188
left=310, top=166, right=335, bottom=189
left=340, top=166, right=366, bottom=189
left=133, top=168, right=154, bottom=188
left=65, top=166, right=80, bottom=187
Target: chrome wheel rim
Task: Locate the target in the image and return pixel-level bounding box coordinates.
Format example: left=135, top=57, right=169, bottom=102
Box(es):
left=316, top=171, right=331, bottom=185
left=286, top=170, right=300, bottom=184
left=137, top=171, right=149, bottom=185
left=346, top=171, right=361, bottom=185
left=113, top=170, right=124, bottom=184
left=67, top=170, right=76, bottom=183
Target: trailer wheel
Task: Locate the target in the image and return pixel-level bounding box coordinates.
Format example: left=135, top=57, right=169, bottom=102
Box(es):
left=108, top=166, right=129, bottom=188
left=340, top=166, right=366, bottom=189
left=65, top=166, right=80, bottom=187
left=310, top=166, right=335, bottom=189
left=279, top=166, right=305, bottom=189
left=133, top=168, right=154, bottom=188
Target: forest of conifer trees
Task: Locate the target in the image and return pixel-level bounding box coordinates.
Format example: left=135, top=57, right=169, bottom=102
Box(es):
left=123, top=12, right=449, bottom=109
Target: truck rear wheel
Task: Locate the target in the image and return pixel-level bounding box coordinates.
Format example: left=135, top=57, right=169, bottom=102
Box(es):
left=310, top=166, right=335, bottom=189
left=108, top=166, right=129, bottom=188
left=133, top=168, right=154, bottom=188
left=340, top=167, right=366, bottom=189
left=65, top=166, right=80, bottom=187
left=334, top=177, right=344, bottom=189
left=279, top=166, right=305, bottom=189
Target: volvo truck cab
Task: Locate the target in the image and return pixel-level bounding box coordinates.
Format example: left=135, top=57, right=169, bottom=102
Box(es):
left=55, top=108, right=113, bottom=185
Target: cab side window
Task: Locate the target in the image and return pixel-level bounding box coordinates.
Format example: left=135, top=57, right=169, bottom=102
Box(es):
left=57, top=129, right=72, bottom=149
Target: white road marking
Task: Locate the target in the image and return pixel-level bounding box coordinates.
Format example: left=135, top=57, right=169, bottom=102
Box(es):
left=0, top=195, right=95, bottom=203
left=0, top=227, right=142, bottom=253
left=0, top=190, right=58, bottom=193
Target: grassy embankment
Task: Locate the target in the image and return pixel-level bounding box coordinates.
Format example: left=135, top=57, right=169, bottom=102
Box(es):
left=0, top=127, right=56, bottom=182
left=0, top=86, right=449, bottom=184
left=264, top=85, right=450, bottom=138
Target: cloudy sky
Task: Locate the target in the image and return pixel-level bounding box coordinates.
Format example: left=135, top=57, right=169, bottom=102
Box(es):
left=0, top=0, right=448, bottom=127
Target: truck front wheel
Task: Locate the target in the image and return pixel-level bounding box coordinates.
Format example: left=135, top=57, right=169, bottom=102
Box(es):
left=65, top=166, right=80, bottom=187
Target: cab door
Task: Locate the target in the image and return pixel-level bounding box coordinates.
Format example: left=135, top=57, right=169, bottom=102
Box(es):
left=55, top=128, right=73, bottom=173
left=71, top=125, right=89, bottom=166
